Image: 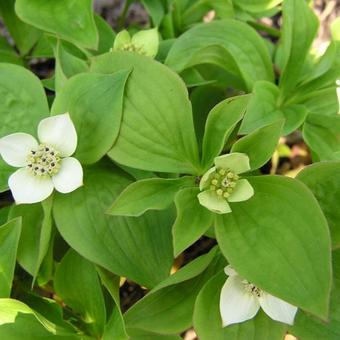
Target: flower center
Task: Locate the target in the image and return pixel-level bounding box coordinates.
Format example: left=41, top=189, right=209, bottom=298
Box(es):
left=209, top=168, right=239, bottom=199
left=26, top=144, right=61, bottom=177
left=120, top=43, right=146, bottom=55
left=242, top=280, right=263, bottom=298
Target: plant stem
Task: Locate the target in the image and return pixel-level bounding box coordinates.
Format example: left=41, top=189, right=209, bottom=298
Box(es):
left=248, top=21, right=281, bottom=38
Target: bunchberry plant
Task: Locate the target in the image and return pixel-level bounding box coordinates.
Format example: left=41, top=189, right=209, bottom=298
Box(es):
left=0, top=0, right=339, bottom=339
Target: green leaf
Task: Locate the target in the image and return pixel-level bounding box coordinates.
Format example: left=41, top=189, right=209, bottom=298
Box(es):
left=295, top=42, right=340, bottom=95
left=0, top=218, right=21, bottom=297
left=212, top=0, right=234, bottom=19
left=180, top=0, right=234, bottom=29
left=0, top=63, right=49, bottom=192
left=297, top=162, right=340, bottom=248
left=18, top=292, right=78, bottom=334
left=0, top=298, right=79, bottom=338
left=0, top=206, right=10, bottom=225
left=193, top=271, right=287, bottom=340
left=103, top=310, right=128, bottom=340
left=172, top=187, right=213, bottom=256
left=0, top=0, right=41, bottom=55
left=289, top=248, right=340, bottom=339
left=52, top=40, right=88, bottom=93
left=190, top=85, right=226, bottom=149
left=97, top=268, right=128, bottom=340
left=53, top=160, right=174, bottom=288
left=127, top=328, right=182, bottom=340
left=94, top=14, right=115, bottom=55
left=0, top=164, right=12, bottom=193
left=165, top=20, right=274, bottom=90
left=303, top=114, right=340, bottom=161
left=30, top=33, right=54, bottom=58
left=299, top=42, right=340, bottom=86
left=124, top=247, right=226, bottom=334
left=54, top=249, right=106, bottom=338
left=231, top=120, right=283, bottom=170
left=240, top=81, right=307, bottom=135
left=279, top=0, right=319, bottom=97
left=179, top=67, right=214, bottom=88
left=142, top=0, right=166, bottom=26
left=15, top=0, right=98, bottom=50
left=51, top=70, right=130, bottom=164
left=0, top=36, right=23, bottom=65
left=8, top=198, right=53, bottom=284
left=91, top=52, right=200, bottom=174
left=108, top=176, right=195, bottom=216
left=299, top=87, right=339, bottom=117
left=235, top=0, right=283, bottom=13
left=201, top=95, right=250, bottom=171
left=215, top=176, right=332, bottom=319
left=180, top=44, right=246, bottom=89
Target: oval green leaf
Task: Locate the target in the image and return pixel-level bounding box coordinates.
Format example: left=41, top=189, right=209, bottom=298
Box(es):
left=166, top=20, right=274, bottom=90
left=231, top=120, right=283, bottom=170
left=201, top=95, right=250, bottom=171
left=91, top=52, right=200, bottom=174
left=15, top=0, right=98, bottom=50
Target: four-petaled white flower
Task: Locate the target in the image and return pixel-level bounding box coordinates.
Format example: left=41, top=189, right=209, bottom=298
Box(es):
left=198, top=153, right=254, bottom=214
left=220, top=266, right=298, bottom=327
left=0, top=113, right=83, bottom=204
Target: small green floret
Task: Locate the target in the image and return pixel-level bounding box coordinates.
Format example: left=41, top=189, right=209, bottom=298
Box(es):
left=112, top=28, right=159, bottom=58
left=197, top=153, right=254, bottom=214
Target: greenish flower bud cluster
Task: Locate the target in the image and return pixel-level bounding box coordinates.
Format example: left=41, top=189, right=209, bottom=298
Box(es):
left=119, top=43, right=146, bottom=55
left=27, top=144, right=61, bottom=177
left=209, top=168, right=239, bottom=199
left=242, top=279, right=263, bottom=298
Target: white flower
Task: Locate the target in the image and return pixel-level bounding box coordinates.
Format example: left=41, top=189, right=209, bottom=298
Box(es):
left=220, top=266, right=298, bottom=327
left=0, top=113, right=83, bottom=204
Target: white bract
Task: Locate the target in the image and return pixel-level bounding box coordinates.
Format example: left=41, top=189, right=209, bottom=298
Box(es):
left=220, top=266, right=298, bottom=327
left=198, top=153, right=254, bottom=214
left=0, top=113, right=83, bottom=204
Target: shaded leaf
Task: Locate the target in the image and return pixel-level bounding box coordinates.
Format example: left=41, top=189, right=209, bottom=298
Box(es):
left=54, top=249, right=106, bottom=338
left=0, top=218, right=21, bottom=297
left=172, top=187, right=213, bottom=256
